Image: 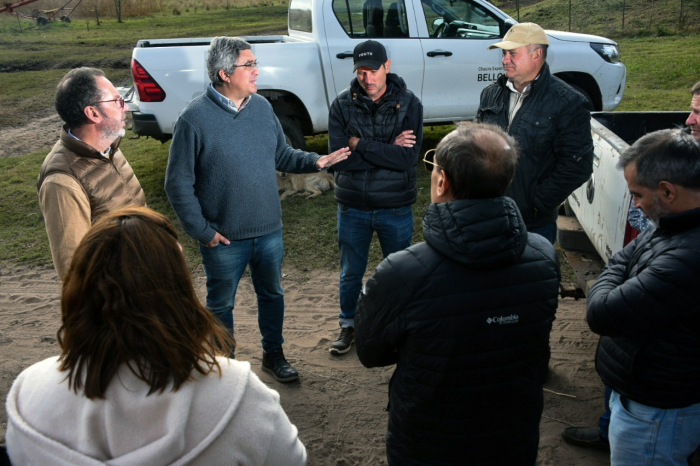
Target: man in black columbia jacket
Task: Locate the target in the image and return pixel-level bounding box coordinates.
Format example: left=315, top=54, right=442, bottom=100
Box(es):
left=327, top=40, right=423, bottom=355
left=477, top=22, right=593, bottom=243
left=356, top=122, right=560, bottom=465
left=587, top=129, right=700, bottom=464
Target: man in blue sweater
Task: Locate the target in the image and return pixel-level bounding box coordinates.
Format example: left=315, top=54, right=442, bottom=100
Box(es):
left=165, top=37, right=349, bottom=383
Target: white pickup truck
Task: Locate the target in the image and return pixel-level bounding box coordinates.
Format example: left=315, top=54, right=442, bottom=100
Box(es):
left=129, top=0, right=626, bottom=145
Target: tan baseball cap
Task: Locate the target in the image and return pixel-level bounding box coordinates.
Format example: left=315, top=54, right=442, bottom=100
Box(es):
left=487, top=22, right=549, bottom=50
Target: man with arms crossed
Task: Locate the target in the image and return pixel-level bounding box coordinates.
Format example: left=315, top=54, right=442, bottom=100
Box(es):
left=563, top=81, right=700, bottom=451
left=37, top=67, right=145, bottom=280
left=355, top=122, right=559, bottom=465
left=586, top=128, right=700, bottom=465
left=166, top=37, right=349, bottom=383
left=477, top=22, right=593, bottom=244
left=327, top=40, right=423, bottom=355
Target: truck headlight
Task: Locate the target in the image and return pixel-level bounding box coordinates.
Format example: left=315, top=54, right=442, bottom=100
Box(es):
left=590, top=43, right=620, bottom=64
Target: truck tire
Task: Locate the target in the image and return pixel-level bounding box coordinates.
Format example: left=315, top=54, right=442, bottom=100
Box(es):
left=278, top=114, right=306, bottom=151
left=571, top=85, right=594, bottom=111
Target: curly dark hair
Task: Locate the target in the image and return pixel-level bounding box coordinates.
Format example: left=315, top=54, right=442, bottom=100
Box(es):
left=55, top=67, right=106, bottom=129
left=58, top=206, right=233, bottom=399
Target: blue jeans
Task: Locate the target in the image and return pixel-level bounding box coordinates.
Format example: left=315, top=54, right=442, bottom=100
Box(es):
left=609, top=390, right=700, bottom=465
left=338, top=204, right=413, bottom=328
left=199, top=229, right=285, bottom=353
left=529, top=222, right=557, bottom=245
left=599, top=385, right=612, bottom=440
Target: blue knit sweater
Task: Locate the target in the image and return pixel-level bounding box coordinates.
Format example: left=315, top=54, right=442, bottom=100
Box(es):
left=165, top=89, right=320, bottom=244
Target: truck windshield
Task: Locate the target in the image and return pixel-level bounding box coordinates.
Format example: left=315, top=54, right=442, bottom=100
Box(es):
left=422, top=0, right=501, bottom=38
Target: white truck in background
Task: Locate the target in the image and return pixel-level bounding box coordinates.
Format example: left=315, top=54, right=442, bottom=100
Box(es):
left=564, top=111, right=690, bottom=262
left=128, top=0, right=627, bottom=146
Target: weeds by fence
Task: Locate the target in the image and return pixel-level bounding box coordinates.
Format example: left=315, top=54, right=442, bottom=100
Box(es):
left=497, top=0, right=700, bottom=37
left=1, top=0, right=286, bottom=21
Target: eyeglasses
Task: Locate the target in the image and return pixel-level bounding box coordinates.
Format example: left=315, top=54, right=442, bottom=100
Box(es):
left=94, top=97, right=126, bottom=109
left=423, top=148, right=441, bottom=172
left=231, top=60, right=259, bottom=69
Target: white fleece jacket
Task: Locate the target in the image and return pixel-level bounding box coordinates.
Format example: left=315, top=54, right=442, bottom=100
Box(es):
left=5, top=356, right=306, bottom=465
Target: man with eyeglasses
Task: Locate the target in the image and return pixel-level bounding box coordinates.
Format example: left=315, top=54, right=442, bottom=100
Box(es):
left=355, top=122, right=559, bottom=465
left=37, top=67, right=145, bottom=280
left=477, top=22, right=594, bottom=244
left=327, top=40, right=423, bottom=356
left=165, top=37, right=350, bottom=383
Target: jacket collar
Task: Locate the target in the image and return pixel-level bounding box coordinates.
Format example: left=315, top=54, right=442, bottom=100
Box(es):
left=60, top=125, right=121, bottom=160
left=497, top=62, right=551, bottom=96
left=423, top=197, right=528, bottom=269
left=658, top=207, right=700, bottom=233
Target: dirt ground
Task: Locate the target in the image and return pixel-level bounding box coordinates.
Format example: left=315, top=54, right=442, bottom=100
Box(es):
left=0, top=262, right=610, bottom=465
left=0, top=124, right=610, bottom=465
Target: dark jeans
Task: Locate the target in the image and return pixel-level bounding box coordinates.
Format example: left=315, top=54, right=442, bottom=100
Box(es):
left=199, top=229, right=285, bottom=353
left=599, top=385, right=612, bottom=439
left=337, top=204, right=413, bottom=328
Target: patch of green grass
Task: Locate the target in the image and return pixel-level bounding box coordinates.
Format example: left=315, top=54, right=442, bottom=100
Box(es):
left=0, top=68, right=131, bottom=128
left=0, top=152, right=51, bottom=263
left=495, top=0, right=700, bottom=37
left=616, top=35, right=700, bottom=111
left=0, top=5, right=288, bottom=130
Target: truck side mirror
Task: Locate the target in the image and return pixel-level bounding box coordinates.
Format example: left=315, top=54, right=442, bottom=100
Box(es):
left=500, top=19, right=516, bottom=37
left=432, top=17, right=444, bottom=33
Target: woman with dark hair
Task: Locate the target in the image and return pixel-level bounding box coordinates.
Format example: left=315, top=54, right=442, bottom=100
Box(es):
left=5, top=206, right=306, bottom=465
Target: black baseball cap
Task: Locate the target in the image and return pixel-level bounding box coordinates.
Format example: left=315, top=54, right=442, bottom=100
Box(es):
left=353, top=40, right=388, bottom=71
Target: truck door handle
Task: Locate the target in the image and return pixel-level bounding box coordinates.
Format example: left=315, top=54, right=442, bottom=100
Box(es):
left=336, top=52, right=354, bottom=59
left=427, top=50, right=453, bottom=57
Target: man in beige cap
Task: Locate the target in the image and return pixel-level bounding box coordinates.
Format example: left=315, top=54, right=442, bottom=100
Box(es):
left=477, top=22, right=593, bottom=244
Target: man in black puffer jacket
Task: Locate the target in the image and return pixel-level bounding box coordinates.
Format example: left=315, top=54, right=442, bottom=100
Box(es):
left=587, top=128, right=700, bottom=465
left=327, top=40, right=423, bottom=356
left=477, top=22, right=593, bottom=244
left=356, top=122, right=560, bottom=465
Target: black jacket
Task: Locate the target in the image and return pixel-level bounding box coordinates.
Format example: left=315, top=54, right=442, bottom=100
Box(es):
left=328, top=73, right=423, bottom=209
left=477, top=63, right=593, bottom=229
left=588, top=207, right=700, bottom=409
left=356, top=197, right=560, bottom=465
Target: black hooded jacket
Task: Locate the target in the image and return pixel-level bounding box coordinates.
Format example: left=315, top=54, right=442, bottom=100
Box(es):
left=328, top=73, right=423, bottom=209
left=355, top=197, right=560, bottom=465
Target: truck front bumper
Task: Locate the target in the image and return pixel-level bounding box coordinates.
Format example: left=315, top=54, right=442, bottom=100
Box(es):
left=131, top=112, right=170, bottom=142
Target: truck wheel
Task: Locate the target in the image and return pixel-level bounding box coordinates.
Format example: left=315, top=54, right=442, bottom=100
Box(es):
left=571, top=85, right=594, bottom=111
left=278, top=114, right=306, bottom=151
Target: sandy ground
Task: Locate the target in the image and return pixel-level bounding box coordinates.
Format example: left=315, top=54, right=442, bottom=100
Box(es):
left=0, top=261, right=611, bottom=465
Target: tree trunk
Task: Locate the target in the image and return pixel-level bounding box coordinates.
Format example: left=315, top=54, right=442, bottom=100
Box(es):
left=114, top=0, right=122, bottom=23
